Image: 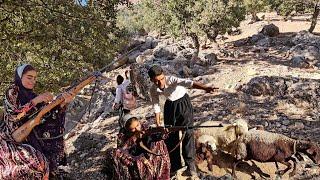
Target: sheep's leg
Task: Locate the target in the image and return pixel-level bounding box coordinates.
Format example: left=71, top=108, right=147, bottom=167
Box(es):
left=274, top=162, right=284, bottom=178
left=275, top=162, right=280, bottom=173
left=232, top=160, right=240, bottom=178
left=295, top=152, right=304, bottom=161
left=288, top=157, right=297, bottom=177
left=276, top=161, right=292, bottom=176
left=206, top=151, right=214, bottom=171
left=251, top=160, right=270, bottom=178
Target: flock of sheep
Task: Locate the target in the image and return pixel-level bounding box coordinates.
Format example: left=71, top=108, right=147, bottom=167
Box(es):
left=195, top=119, right=320, bottom=178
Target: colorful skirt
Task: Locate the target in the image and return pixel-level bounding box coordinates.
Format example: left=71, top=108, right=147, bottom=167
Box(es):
left=0, top=136, right=49, bottom=180
left=104, top=140, right=170, bottom=180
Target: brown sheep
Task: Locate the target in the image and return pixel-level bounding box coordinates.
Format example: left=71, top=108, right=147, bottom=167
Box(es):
left=195, top=136, right=271, bottom=179
left=231, top=129, right=320, bottom=177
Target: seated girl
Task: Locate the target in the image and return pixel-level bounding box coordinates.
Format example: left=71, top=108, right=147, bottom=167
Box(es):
left=104, top=116, right=170, bottom=180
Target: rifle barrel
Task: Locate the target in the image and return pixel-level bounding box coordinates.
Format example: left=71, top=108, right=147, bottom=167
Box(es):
left=165, top=124, right=223, bottom=130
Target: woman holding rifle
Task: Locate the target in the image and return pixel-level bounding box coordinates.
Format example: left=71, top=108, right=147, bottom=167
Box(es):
left=1, top=64, right=75, bottom=179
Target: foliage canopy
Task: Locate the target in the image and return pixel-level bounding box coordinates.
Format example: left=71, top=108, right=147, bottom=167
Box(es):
left=0, top=0, right=128, bottom=95
left=118, top=0, right=246, bottom=54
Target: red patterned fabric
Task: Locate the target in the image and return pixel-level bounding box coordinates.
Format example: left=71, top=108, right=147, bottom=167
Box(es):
left=105, top=128, right=171, bottom=180
left=0, top=131, right=49, bottom=179
left=0, top=84, right=67, bottom=179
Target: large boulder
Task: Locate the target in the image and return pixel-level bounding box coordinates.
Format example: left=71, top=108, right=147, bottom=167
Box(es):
left=204, top=53, right=218, bottom=66
left=140, top=36, right=159, bottom=50
left=153, top=44, right=181, bottom=60
left=250, top=33, right=265, bottom=44
left=256, top=37, right=272, bottom=47
left=260, top=24, right=280, bottom=37
left=192, top=64, right=206, bottom=77
left=177, top=48, right=196, bottom=60
left=240, top=76, right=288, bottom=97
left=180, top=65, right=193, bottom=78
left=292, top=31, right=320, bottom=47
left=195, top=49, right=219, bottom=67
left=290, top=44, right=320, bottom=60
left=291, top=56, right=311, bottom=68
left=240, top=76, right=320, bottom=110
left=233, top=38, right=251, bottom=47
left=135, top=49, right=154, bottom=64
left=127, top=50, right=142, bottom=63
left=288, top=44, right=320, bottom=68
left=130, top=63, right=153, bottom=101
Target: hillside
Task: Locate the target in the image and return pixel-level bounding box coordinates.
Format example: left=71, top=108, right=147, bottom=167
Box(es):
left=61, top=12, right=320, bottom=179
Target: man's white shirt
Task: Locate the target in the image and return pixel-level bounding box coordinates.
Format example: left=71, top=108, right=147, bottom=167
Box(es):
left=150, top=76, right=193, bottom=113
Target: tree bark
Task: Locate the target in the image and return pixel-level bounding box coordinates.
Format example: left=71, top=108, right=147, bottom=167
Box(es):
left=88, top=0, right=94, bottom=7
left=250, top=12, right=261, bottom=23
left=206, top=30, right=218, bottom=43
left=309, top=3, right=320, bottom=33
left=190, top=33, right=200, bottom=57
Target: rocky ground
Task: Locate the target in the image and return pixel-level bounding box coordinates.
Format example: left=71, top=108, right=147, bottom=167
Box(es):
left=62, top=13, right=320, bottom=179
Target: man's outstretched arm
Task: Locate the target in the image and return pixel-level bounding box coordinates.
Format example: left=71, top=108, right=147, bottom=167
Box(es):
left=192, top=82, right=218, bottom=93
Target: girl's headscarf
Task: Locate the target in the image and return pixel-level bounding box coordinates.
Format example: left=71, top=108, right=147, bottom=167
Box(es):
left=14, top=64, right=37, bottom=106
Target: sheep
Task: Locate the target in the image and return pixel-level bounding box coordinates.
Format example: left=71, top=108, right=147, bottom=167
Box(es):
left=195, top=143, right=271, bottom=179
left=195, top=119, right=249, bottom=171
left=196, top=119, right=248, bottom=151
left=231, top=129, right=320, bottom=177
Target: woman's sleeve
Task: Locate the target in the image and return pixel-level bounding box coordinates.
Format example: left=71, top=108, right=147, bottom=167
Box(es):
left=115, top=149, right=135, bottom=166
left=3, top=87, right=35, bottom=121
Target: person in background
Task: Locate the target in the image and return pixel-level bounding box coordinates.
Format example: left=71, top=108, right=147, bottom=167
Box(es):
left=148, top=64, right=218, bottom=178
left=1, top=64, right=75, bottom=179
left=112, top=70, right=137, bottom=128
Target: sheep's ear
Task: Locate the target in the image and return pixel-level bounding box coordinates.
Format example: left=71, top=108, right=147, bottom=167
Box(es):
left=306, top=148, right=316, bottom=157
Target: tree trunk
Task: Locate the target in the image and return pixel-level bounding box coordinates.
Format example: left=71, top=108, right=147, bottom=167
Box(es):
left=0, top=108, right=3, bottom=121
left=206, top=31, right=218, bottom=43
left=309, top=3, right=320, bottom=33
left=190, top=33, right=200, bottom=57
left=88, top=0, right=94, bottom=7
left=250, top=12, right=260, bottom=23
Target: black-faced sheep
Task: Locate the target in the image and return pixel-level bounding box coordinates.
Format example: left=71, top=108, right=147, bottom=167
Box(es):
left=231, top=129, right=320, bottom=177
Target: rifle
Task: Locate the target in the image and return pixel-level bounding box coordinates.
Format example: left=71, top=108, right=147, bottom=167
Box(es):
left=128, top=124, right=224, bottom=156
left=12, top=55, right=131, bottom=143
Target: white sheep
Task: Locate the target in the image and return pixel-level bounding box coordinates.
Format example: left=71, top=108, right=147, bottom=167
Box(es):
left=195, top=119, right=249, bottom=171
left=196, top=119, right=248, bottom=152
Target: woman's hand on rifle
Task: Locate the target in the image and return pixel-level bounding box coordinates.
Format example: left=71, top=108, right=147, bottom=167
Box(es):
left=60, top=92, right=76, bottom=107
left=31, top=92, right=54, bottom=105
